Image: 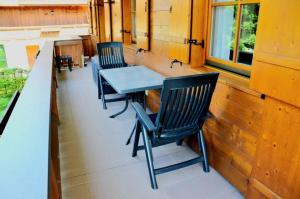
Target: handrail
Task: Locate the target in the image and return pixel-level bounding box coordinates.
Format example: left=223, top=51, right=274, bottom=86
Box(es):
left=0, top=41, right=54, bottom=198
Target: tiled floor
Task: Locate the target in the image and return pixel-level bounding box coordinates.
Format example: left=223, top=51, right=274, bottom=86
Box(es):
left=57, top=64, right=244, bottom=199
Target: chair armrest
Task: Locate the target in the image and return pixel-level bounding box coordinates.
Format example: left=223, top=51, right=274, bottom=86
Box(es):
left=131, top=102, right=157, bottom=132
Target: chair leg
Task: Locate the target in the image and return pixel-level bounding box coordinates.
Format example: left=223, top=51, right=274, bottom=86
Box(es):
left=132, top=121, right=141, bottom=157
left=141, top=126, right=158, bottom=189
left=97, top=72, right=101, bottom=99
left=99, top=75, right=107, bottom=109
left=176, top=139, right=184, bottom=146
left=198, top=129, right=210, bottom=172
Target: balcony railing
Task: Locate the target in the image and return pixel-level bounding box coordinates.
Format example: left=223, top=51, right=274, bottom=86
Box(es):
left=0, top=41, right=59, bottom=199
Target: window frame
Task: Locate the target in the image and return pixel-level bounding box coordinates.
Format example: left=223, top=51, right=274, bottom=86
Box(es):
left=206, top=0, right=260, bottom=74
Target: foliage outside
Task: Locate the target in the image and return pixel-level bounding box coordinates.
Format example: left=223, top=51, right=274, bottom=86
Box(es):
left=0, top=45, right=7, bottom=68
left=230, top=4, right=259, bottom=52
left=0, top=68, right=29, bottom=117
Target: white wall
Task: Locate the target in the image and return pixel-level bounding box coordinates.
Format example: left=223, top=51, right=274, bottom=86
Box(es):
left=1, top=40, right=45, bottom=69
left=0, top=26, right=89, bottom=69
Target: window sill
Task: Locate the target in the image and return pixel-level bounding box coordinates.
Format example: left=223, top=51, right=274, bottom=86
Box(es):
left=190, top=65, right=262, bottom=98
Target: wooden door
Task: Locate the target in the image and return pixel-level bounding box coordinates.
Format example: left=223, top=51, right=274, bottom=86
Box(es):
left=26, top=45, right=40, bottom=68
left=168, top=0, right=192, bottom=64
left=190, top=0, right=206, bottom=67
left=136, top=0, right=150, bottom=50
left=111, top=0, right=123, bottom=42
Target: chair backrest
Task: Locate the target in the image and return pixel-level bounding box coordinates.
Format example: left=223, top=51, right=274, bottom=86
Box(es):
left=96, top=42, right=126, bottom=69
left=155, top=73, right=219, bottom=138
left=0, top=91, right=20, bottom=135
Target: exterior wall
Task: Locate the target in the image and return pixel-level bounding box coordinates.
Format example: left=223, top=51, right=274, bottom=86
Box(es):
left=0, top=5, right=90, bottom=68
left=1, top=39, right=45, bottom=68
left=0, top=6, right=88, bottom=27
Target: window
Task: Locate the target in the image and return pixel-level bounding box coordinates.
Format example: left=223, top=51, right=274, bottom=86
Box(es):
left=0, top=45, right=7, bottom=68
left=131, top=0, right=137, bottom=44
left=207, top=0, right=260, bottom=76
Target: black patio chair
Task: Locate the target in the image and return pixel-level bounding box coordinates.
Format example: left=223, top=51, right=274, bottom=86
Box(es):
left=131, top=72, right=219, bottom=189
left=96, top=42, right=128, bottom=110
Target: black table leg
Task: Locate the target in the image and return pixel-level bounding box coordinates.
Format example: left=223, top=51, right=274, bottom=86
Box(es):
left=109, top=96, right=129, bottom=118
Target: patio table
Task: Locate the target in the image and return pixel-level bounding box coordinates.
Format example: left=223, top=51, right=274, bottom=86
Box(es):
left=100, top=65, right=164, bottom=95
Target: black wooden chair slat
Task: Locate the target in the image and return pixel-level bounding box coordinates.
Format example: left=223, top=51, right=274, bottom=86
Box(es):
left=177, top=87, right=193, bottom=127
left=183, top=87, right=199, bottom=126
left=131, top=72, right=219, bottom=189
left=173, top=88, right=189, bottom=129
left=161, top=89, right=177, bottom=129
left=96, top=42, right=128, bottom=109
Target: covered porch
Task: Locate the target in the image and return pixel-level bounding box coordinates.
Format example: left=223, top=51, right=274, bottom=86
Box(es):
left=58, top=63, right=242, bottom=199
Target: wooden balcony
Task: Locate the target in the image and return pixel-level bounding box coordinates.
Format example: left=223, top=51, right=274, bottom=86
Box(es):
left=0, top=1, right=300, bottom=199
left=57, top=61, right=243, bottom=199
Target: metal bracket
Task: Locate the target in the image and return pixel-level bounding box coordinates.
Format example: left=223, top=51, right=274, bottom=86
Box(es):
left=188, top=39, right=205, bottom=48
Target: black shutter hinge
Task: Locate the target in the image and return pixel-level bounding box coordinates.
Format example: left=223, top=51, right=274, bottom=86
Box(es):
left=188, top=39, right=205, bottom=48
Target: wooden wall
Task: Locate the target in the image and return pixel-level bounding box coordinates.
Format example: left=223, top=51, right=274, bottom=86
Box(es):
left=247, top=0, right=300, bottom=198
left=93, top=0, right=300, bottom=198
left=0, top=6, right=88, bottom=27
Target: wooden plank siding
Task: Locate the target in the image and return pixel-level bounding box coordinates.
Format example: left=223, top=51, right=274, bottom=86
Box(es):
left=0, top=6, right=88, bottom=27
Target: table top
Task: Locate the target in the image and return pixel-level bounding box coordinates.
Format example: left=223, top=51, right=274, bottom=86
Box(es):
left=100, top=66, right=165, bottom=94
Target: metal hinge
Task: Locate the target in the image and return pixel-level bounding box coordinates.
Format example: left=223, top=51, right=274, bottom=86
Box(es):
left=188, top=39, right=205, bottom=48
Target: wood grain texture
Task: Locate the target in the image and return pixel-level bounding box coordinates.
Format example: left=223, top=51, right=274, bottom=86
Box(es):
left=190, top=0, right=206, bottom=67
left=247, top=97, right=300, bottom=199
left=168, top=0, right=192, bottom=63
left=122, top=0, right=132, bottom=44
left=250, top=61, right=300, bottom=108
left=250, top=0, right=300, bottom=108
left=0, top=6, right=88, bottom=27
left=112, top=0, right=123, bottom=42
left=104, top=2, right=112, bottom=41
left=136, top=0, right=149, bottom=50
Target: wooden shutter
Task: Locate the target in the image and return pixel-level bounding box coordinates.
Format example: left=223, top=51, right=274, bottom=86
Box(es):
left=112, top=0, right=123, bottom=42
left=122, top=0, right=132, bottom=44
left=250, top=0, right=300, bottom=108
left=136, top=0, right=150, bottom=50
left=26, top=45, right=40, bottom=68
left=190, top=0, right=206, bottom=67
left=168, top=0, right=192, bottom=64
left=104, top=2, right=112, bottom=41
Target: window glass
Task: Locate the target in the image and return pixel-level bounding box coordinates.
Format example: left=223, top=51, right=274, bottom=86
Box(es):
left=0, top=45, right=7, bottom=68
left=210, top=6, right=237, bottom=61
left=237, top=4, right=260, bottom=65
